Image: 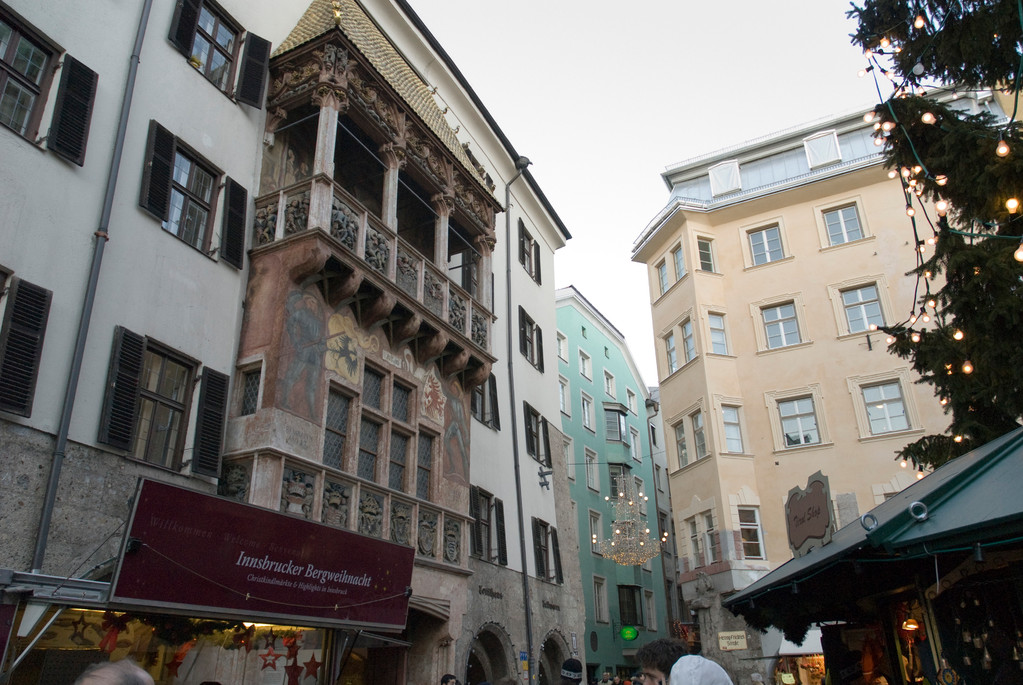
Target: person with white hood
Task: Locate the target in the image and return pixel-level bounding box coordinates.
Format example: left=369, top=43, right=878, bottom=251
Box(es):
left=668, top=655, right=734, bottom=685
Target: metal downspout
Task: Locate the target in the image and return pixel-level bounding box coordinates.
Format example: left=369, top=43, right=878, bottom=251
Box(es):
left=503, top=156, right=534, bottom=681
left=31, top=0, right=154, bottom=573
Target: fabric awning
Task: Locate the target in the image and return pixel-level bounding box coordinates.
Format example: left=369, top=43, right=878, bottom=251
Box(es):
left=723, top=427, right=1023, bottom=640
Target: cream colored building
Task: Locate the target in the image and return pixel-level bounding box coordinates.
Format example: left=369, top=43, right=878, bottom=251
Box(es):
left=630, top=93, right=1007, bottom=678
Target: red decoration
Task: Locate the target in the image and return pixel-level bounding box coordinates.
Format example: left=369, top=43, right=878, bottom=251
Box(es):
left=99, top=612, right=129, bottom=653
left=260, top=647, right=283, bottom=671
left=304, top=653, right=323, bottom=679
left=284, top=659, right=303, bottom=685
left=166, top=640, right=197, bottom=676
left=233, top=624, right=256, bottom=652
left=283, top=634, right=301, bottom=659
left=264, top=628, right=277, bottom=649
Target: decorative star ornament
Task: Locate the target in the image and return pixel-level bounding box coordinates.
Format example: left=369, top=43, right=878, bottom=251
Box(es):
left=304, top=653, right=323, bottom=679
left=260, top=647, right=282, bottom=671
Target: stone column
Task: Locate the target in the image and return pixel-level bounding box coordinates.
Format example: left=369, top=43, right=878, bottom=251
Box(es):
left=308, top=85, right=346, bottom=232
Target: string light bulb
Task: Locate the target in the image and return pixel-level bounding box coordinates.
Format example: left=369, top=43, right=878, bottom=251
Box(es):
left=879, top=37, right=891, bottom=48
left=916, top=469, right=925, bottom=480
left=935, top=200, right=948, bottom=216
left=914, top=14, right=925, bottom=28
left=996, top=139, right=1010, bottom=157
left=888, top=169, right=898, bottom=179
left=926, top=298, right=936, bottom=308
left=886, top=335, right=895, bottom=344
left=962, top=360, right=973, bottom=374
left=920, top=112, right=936, bottom=124
left=906, top=205, right=915, bottom=217
left=954, top=434, right=963, bottom=443
left=1015, top=239, right=1023, bottom=262
left=1006, top=197, right=1019, bottom=213
left=863, top=112, right=876, bottom=123
left=900, top=459, right=908, bottom=468
left=953, top=329, right=964, bottom=340
left=882, top=121, right=896, bottom=132
left=911, top=332, right=921, bottom=343
left=935, top=175, right=948, bottom=186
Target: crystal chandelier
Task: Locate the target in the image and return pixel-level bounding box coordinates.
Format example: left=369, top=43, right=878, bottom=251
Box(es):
left=592, top=476, right=667, bottom=566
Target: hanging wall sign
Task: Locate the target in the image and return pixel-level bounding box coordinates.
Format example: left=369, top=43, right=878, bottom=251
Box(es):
left=111, top=479, right=415, bottom=630
left=785, top=470, right=835, bottom=558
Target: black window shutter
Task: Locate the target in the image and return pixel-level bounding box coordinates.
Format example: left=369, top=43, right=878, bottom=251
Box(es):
left=0, top=279, right=52, bottom=416
left=533, top=242, right=542, bottom=283
left=551, top=527, right=563, bottom=583
left=169, top=0, right=201, bottom=56
left=518, top=307, right=527, bottom=356
left=531, top=518, right=544, bottom=577
left=536, top=326, right=544, bottom=372
left=221, top=177, right=247, bottom=268
left=192, top=367, right=228, bottom=477
left=518, top=221, right=526, bottom=266
left=49, top=55, right=98, bottom=167
left=139, top=121, right=176, bottom=220
left=495, top=499, right=507, bottom=565
left=541, top=418, right=551, bottom=467
left=236, top=33, right=271, bottom=108
left=469, top=485, right=482, bottom=556
left=488, top=375, right=500, bottom=429
left=98, top=326, right=144, bottom=450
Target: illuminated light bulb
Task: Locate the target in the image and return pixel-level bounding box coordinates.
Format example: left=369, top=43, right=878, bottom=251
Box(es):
left=882, top=121, right=896, bottom=132
left=886, top=335, right=895, bottom=344
left=879, top=37, right=890, bottom=48
left=901, top=167, right=911, bottom=177
left=605, top=496, right=610, bottom=501
left=869, top=323, right=878, bottom=331
left=1014, top=240, right=1023, bottom=262
left=926, top=298, right=936, bottom=308
left=911, top=332, right=921, bottom=342
left=900, top=459, right=908, bottom=468
left=615, top=528, right=621, bottom=534
left=918, top=243, right=926, bottom=253
left=909, top=314, right=918, bottom=324
left=888, top=169, right=898, bottom=179
left=912, top=165, right=922, bottom=174
left=940, top=398, right=948, bottom=405
left=906, top=206, right=915, bottom=217
left=874, top=137, right=885, bottom=147
left=922, top=312, right=931, bottom=323
left=858, top=68, right=867, bottom=78
left=874, top=122, right=882, bottom=131
left=894, top=46, right=903, bottom=53
left=863, top=112, right=876, bottom=123
left=920, top=112, right=936, bottom=125
left=924, top=270, right=932, bottom=279
left=935, top=175, right=948, bottom=186
left=997, top=139, right=1010, bottom=157
left=1006, top=197, right=1020, bottom=213
left=962, top=360, right=973, bottom=374
left=917, top=470, right=925, bottom=480
left=864, top=48, right=873, bottom=57
left=935, top=200, right=948, bottom=216
left=645, top=528, right=651, bottom=534
left=953, top=329, right=964, bottom=340
left=914, top=14, right=925, bottom=28
left=908, top=179, right=917, bottom=187
left=926, top=237, right=936, bottom=246
left=954, top=434, right=963, bottom=443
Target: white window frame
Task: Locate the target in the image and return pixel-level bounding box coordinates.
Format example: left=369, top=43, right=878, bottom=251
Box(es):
left=585, top=447, right=599, bottom=490
left=593, top=576, right=609, bottom=623
left=708, top=312, right=729, bottom=355
left=681, top=318, right=696, bottom=364
left=590, top=510, right=602, bottom=554
left=644, top=590, right=657, bottom=630
left=750, top=294, right=810, bottom=352
left=672, top=244, right=686, bottom=280
left=827, top=275, right=892, bottom=337
left=803, top=129, right=841, bottom=168
left=626, top=388, right=637, bottom=414
left=565, top=437, right=575, bottom=480
left=847, top=368, right=920, bottom=440
left=556, top=331, right=568, bottom=361
left=604, top=370, right=616, bottom=397
left=579, top=349, right=592, bottom=379
left=558, top=375, right=570, bottom=416
left=842, top=283, right=885, bottom=334
left=636, top=477, right=647, bottom=516
left=697, top=237, right=716, bottom=272
left=674, top=421, right=689, bottom=468
left=665, top=333, right=678, bottom=374
left=738, top=506, right=764, bottom=560
left=746, top=223, right=786, bottom=266
left=703, top=511, right=718, bottom=564
left=821, top=203, right=865, bottom=246
left=630, top=427, right=641, bottom=461
left=656, top=260, right=669, bottom=295
left=691, top=410, right=707, bottom=460
left=721, top=404, right=744, bottom=454
left=765, top=384, right=831, bottom=451
left=581, top=392, right=595, bottom=431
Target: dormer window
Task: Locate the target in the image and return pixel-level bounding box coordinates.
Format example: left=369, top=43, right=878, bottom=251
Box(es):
left=803, top=130, right=841, bottom=169
left=708, top=160, right=741, bottom=196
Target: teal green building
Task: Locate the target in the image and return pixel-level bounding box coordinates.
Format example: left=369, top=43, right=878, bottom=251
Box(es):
left=555, top=287, right=675, bottom=682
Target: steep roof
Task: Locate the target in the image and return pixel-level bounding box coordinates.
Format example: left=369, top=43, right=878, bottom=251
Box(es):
left=274, top=0, right=488, bottom=193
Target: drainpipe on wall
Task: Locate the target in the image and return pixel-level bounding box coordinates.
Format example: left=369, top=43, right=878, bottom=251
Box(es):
left=503, top=155, right=534, bottom=681
left=31, top=0, right=154, bottom=573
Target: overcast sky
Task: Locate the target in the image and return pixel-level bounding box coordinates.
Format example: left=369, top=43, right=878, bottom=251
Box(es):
left=409, top=0, right=884, bottom=383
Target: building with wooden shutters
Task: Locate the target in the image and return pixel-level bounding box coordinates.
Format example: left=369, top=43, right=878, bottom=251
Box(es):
left=0, top=0, right=585, bottom=683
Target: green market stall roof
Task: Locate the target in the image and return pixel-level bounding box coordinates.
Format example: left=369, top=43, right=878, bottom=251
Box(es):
left=723, top=427, right=1023, bottom=642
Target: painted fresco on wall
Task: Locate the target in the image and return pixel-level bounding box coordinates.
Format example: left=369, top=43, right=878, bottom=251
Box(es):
left=326, top=310, right=379, bottom=382
left=443, top=380, right=469, bottom=485
left=277, top=289, right=326, bottom=419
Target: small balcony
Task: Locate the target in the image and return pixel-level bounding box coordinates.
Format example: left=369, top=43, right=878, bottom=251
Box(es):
left=252, top=176, right=494, bottom=370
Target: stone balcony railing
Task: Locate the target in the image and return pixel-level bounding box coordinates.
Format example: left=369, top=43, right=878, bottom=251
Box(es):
left=253, top=177, right=492, bottom=355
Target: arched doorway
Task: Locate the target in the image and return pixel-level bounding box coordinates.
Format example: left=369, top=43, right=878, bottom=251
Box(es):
left=537, top=630, right=571, bottom=685
left=465, top=623, right=514, bottom=685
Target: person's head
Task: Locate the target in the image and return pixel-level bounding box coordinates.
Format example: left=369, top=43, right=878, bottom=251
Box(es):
left=669, top=655, right=733, bottom=685
left=74, top=660, right=154, bottom=685
left=441, top=676, right=458, bottom=685
left=602, top=673, right=611, bottom=682
left=636, top=637, right=689, bottom=685
left=561, top=658, right=584, bottom=685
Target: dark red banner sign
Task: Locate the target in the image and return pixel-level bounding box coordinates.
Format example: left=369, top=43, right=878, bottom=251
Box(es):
left=111, top=479, right=414, bottom=630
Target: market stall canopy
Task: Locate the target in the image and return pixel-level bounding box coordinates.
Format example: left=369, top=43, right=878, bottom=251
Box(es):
left=723, top=427, right=1023, bottom=642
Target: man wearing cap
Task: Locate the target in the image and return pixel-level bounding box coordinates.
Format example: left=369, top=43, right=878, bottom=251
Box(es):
left=668, top=655, right=733, bottom=685
left=561, top=658, right=584, bottom=685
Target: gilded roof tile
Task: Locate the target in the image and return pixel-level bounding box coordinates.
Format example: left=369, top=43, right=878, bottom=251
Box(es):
left=274, top=0, right=489, bottom=193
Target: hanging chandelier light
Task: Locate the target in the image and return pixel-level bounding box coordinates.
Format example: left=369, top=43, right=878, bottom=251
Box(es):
left=592, top=476, right=663, bottom=566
